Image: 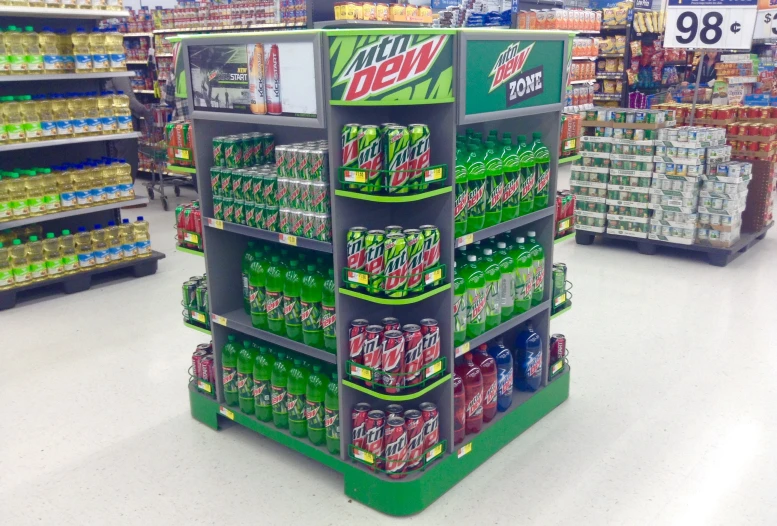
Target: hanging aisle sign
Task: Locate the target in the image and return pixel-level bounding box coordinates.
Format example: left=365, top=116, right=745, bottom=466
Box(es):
left=754, top=0, right=777, bottom=40
left=664, top=0, right=758, bottom=49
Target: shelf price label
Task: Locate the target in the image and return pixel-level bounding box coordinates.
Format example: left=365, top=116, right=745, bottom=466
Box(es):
left=175, top=148, right=190, bottom=160
left=457, top=443, right=472, bottom=458
left=343, top=169, right=367, bottom=183
left=219, top=406, right=235, bottom=420
left=184, top=232, right=199, bottom=244
left=554, top=293, right=567, bottom=307
left=191, top=310, right=206, bottom=323
left=208, top=218, right=224, bottom=230
left=424, top=268, right=442, bottom=286
left=754, top=1, right=777, bottom=40
left=278, top=233, right=297, bottom=246
left=424, top=167, right=443, bottom=182
left=347, top=270, right=368, bottom=285
left=455, top=342, right=470, bottom=358
left=426, top=444, right=443, bottom=462
left=350, top=364, right=372, bottom=381
left=211, top=314, right=227, bottom=327
left=665, top=0, right=757, bottom=50
left=551, top=359, right=565, bottom=376
left=197, top=380, right=212, bottom=393
left=557, top=218, right=571, bottom=233
left=425, top=360, right=442, bottom=378
left=456, top=234, right=474, bottom=248
left=353, top=448, right=374, bottom=464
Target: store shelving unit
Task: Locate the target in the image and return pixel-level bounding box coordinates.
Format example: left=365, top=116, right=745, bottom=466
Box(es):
left=0, top=6, right=129, bottom=18
left=0, top=132, right=142, bottom=153
left=183, top=28, right=572, bottom=516
left=0, top=70, right=135, bottom=82
left=0, top=197, right=148, bottom=230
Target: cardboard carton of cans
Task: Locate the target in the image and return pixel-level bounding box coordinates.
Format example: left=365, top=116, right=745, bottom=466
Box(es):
left=575, top=213, right=606, bottom=232
left=655, top=126, right=726, bottom=147
left=607, top=219, right=648, bottom=238
left=575, top=200, right=607, bottom=217
left=572, top=184, right=608, bottom=199
left=696, top=226, right=741, bottom=248
left=648, top=225, right=696, bottom=245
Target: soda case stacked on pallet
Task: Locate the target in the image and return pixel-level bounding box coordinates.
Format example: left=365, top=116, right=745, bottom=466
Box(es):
left=182, top=273, right=209, bottom=331
left=175, top=201, right=203, bottom=252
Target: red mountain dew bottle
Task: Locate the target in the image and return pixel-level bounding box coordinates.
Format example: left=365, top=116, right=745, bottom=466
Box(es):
left=516, top=135, right=536, bottom=216
left=531, top=132, right=551, bottom=210
left=248, top=251, right=268, bottom=329
left=283, top=260, right=302, bottom=341
left=454, top=142, right=468, bottom=237
left=526, top=231, right=545, bottom=306
left=500, top=134, right=520, bottom=221
left=482, top=248, right=501, bottom=329
left=495, top=241, right=515, bottom=319
left=322, top=268, right=337, bottom=353
left=253, top=346, right=276, bottom=421
left=461, top=254, right=486, bottom=338
left=241, top=241, right=256, bottom=314
left=511, top=236, right=533, bottom=314
left=237, top=341, right=257, bottom=414
left=324, top=372, right=340, bottom=454
left=465, top=143, right=486, bottom=233
left=265, top=255, right=285, bottom=335
left=221, top=335, right=240, bottom=407
left=483, top=141, right=503, bottom=228
left=287, top=359, right=310, bottom=438
left=453, top=261, right=467, bottom=346
left=271, top=351, right=292, bottom=428
left=306, top=364, right=328, bottom=445
left=301, top=263, right=323, bottom=348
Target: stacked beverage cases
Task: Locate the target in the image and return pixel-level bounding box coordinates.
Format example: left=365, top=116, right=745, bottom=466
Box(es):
left=347, top=317, right=442, bottom=394
left=345, top=224, right=441, bottom=298
left=341, top=122, right=436, bottom=195
left=182, top=273, right=210, bottom=331
left=210, top=133, right=332, bottom=242
left=219, top=335, right=341, bottom=455
left=191, top=341, right=216, bottom=397
left=454, top=130, right=551, bottom=238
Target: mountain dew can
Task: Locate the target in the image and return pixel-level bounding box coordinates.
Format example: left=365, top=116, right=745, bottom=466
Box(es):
left=383, top=233, right=408, bottom=298
left=210, top=167, right=221, bottom=197
left=279, top=208, right=291, bottom=233
left=213, top=137, right=226, bottom=167
left=408, top=124, right=431, bottom=192
left=385, top=125, right=412, bottom=194
left=358, top=125, right=383, bottom=193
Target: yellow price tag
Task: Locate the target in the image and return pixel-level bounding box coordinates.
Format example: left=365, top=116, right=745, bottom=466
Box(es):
left=184, top=232, right=199, bottom=243
left=191, top=311, right=206, bottom=323
left=347, top=271, right=368, bottom=285
left=425, top=268, right=442, bottom=286
left=554, top=293, right=567, bottom=307
left=551, top=360, right=564, bottom=375
left=197, top=380, right=212, bottom=393
left=425, top=361, right=442, bottom=378
left=354, top=448, right=374, bottom=464
left=350, top=364, right=372, bottom=381
left=219, top=406, right=234, bottom=420
left=559, top=218, right=571, bottom=231
left=344, top=170, right=367, bottom=183
left=208, top=218, right=224, bottom=230
left=175, top=148, right=190, bottom=160
left=424, top=167, right=443, bottom=182
left=457, top=443, right=472, bottom=458
left=456, top=234, right=474, bottom=247
left=211, top=314, right=227, bottom=327
left=455, top=342, right=470, bottom=358
left=279, top=234, right=297, bottom=246
left=426, top=444, right=443, bottom=462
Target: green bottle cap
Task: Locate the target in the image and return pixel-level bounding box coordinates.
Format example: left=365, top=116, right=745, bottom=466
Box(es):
left=517, top=135, right=527, bottom=144
left=289, top=260, right=298, bottom=268
left=307, top=264, right=316, bottom=272
left=331, top=372, right=338, bottom=380
left=243, top=340, right=251, bottom=348
left=46, top=233, right=55, bottom=239
left=39, top=168, right=51, bottom=174
left=294, top=359, right=301, bottom=365
left=533, top=131, right=541, bottom=139
left=467, top=143, right=478, bottom=152
left=62, top=230, right=70, bottom=235
left=7, top=26, right=16, bottom=31
left=24, top=26, right=33, bottom=32
left=0, top=96, right=12, bottom=102
left=12, top=239, right=21, bottom=245
left=227, top=334, right=236, bottom=342
left=247, top=240, right=255, bottom=247
left=277, top=351, right=285, bottom=358
left=271, top=255, right=279, bottom=262
left=313, top=365, right=321, bottom=372
left=503, top=132, right=512, bottom=140
left=486, top=141, right=495, bottom=148
left=0, top=243, right=3, bottom=248
left=328, top=268, right=334, bottom=277
left=29, top=236, right=38, bottom=242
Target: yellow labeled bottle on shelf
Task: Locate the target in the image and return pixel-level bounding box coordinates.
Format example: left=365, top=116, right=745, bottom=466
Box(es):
left=102, top=159, right=118, bottom=201
left=112, top=90, right=132, bottom=133
left=2, top=95, right=24, bottom=143
left=0, top=104, right=6, bottom=143
left=72, top=164, right=92, bottom=207
left=91, top=0, right=106, bottom=10
left=115, top=158, right=134, bottom=199
left=105, top=221, right=122, bottom=261
left=34, top=95, right=56, bottom=139
left=74, top=227, right=94, bottom=269
left=38, top=168, right=59, bottom=212
left=132, top=215, right=151, bottom=257
left=6, top=173, right=29, bottom=217
left=90, top=224, right=109, bottom=267
left=0, top=242, right=13, bottom=290
left=40, top=27, right=60, bottom=73
left=105, top=27, right=125, bottom=71
left=0, top=29, right=9, bottom=76
left=83, top=91, right=101, bottom=135
left=22, top=223, right=41, bottom=240
left=105, top=0, right=121, bottom=11
left=28, top=0, right=45, bottom=9
left=43, top=232, right=63, bottom=277
left=88, top=28, right=108, bottom=72
left=21, top=169, right=45, bottom=216
left=58, top=30, right=75, bottom=70
left=5, top=26, right=26, bottom=74
left=59, top=229, right=78, bottom=274
left=26, top=235, right=46, bottom=281
left=0, top=175, right=11, bottom=220
left=119, top=218, right=136, bottom=259
left=10, top=239, right=30, bottom=284
left=56, top=164, right=76, bottom=209
left=68, top=93, right=87, bottom=136
left=98, top=91, right=116, bottom=133
left=51, top=94, right=74, bottom=137
left=86, top=162, right=105, bottom=203
left=22, top=27, right=42, bottom=74
left=19, top=95, right=42, bottom=142
left=71, top=28, right=92, bottom=72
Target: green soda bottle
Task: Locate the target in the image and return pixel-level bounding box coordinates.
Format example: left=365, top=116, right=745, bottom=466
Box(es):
left=283, top=260, right=302, bottom=341
left=517, top=135, right=536, bottom=216
left=237, top=341, right=256, bottom=414
left=483, top=141, right=503, bottom=228
left=495, top=241, right=515, bottom=319
left=248, top=251, right=267, bottom=329
left=454, top=142, right=468, bottom=238
left=265, top=255, right=285, bottom=335
left=221, top=335, right=240, bottom=407
left=531, top=132, right=551, bottom=210
left=322, top=268, right=337, bottom=354
left=511, top=236, right=533, bottom=314
left=500, top=135, right=520, bottom=221
left=465, top=143, right=486, bottom=233
left=306, top=364, right=328, bottom=445
left=301, top=264, right=323, bottom=348
left=287, top=359, right=310, bottom=438
left=271, top=351, right=292, bottom=428
left=461, top=254, right=486, bottom=338
left=487, top=129, right=499, bottom=143
left=526, top=231, right=545, bottom=306
left=324, top=372, right=340, bottom=454
left=453, top=261, right=467, bottom=346
left=241, top=241, right=256, bottom=314
left=253, top=346, right=275, bottom=421
left=481, top=248, right=501, bottom=329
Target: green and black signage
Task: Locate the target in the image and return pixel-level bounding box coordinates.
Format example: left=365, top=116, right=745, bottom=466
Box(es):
left=465, top=39, right=564, bottom=116
left=328, top=30, right=455, bottom=105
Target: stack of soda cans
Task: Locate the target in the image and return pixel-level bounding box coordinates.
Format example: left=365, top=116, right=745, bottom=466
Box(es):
left=182, top=274, right=209, bottom=329
left=191, top=342, right=215, bottom=398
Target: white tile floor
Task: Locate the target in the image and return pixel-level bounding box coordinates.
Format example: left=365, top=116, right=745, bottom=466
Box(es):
left=3, top=172, right=777, bottom=525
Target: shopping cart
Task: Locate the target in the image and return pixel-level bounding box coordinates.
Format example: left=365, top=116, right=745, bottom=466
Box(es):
left=139, top=113, right=190, bottom=211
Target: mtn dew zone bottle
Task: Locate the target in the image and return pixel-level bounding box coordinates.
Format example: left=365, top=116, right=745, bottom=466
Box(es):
left=482, top=248, right=501, bottom=329
left=526, top=231, right=545, bottom=306
left=454, top=143, right=468, bottom=237
left=271, top=351, right=292, bottom=428
left=306, top=364, right=327, bottom=445
left=500, top=134, right=520, bottom=221
left=287, top=359, right=309, bottom=438
left=462, top=254, right=486, bottom=338
left=253, top=347, right=275, bottom=421
left=516, top=135, right=535, bottom=216
left=324, top=372, right=340, bottom=454
left=511, top=236, right=533, bottom=314
left=483, top=141, right=503, bottom=228
left=453, top=261, right=467, bottom=346
left=531, top=132, right=551, bottom=210
left=237, top=342, right=256, bottom=414
left=221, top=335, right=240, bottom=407
left=465, top=143, right=485, bottom=234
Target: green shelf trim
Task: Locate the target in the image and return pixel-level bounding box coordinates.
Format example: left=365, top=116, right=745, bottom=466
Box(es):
left=343, top=374, right=451, bottom=401
left=330, top=98, right=455, bottom=107
left=167, top=164, right=197, bottom=174
left=335, top=186, right=451, bottom=203
left=551, top=304, right=572, bottom=320
left=176, top=245, right=204, bottom=257
left=324, top=28, right=456, bottom=36
left=339, top=283, right=450, bottom=305
left=559, top=154, right=580, bottom=164
left=554, top=232, right=575, bottom=244
left=184, top=320, right=211, bottom=335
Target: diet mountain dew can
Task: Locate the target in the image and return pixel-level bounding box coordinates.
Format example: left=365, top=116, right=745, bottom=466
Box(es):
left=308, top=148, right=329, bottom=182
left=358, top=125, right=383, bottom=193
left=279, top=208, right=291, bottom=234
left=314, top=213, right=331, bottom=242
left=408, top=124, right=431, bottom=192
left=275, top=146, right=287, bottom=177
left=290, top=210, right=304, bottom=236
left=364, top=229, right=385, bottom=294
left=403, top=229, right=425, bottom=293
left=286, top=147, right=299, bottom=180
left=385, top=125, right=412, bottom=194
left=213, top=136, right=225, bottom=167
left=310, top=181, right=330, bottom=214
left=383, top=233, right=408, bottom=298
left=296, top=148, right=309, bottom=180
left=263, top=172, right=278, bottom=207
left=299, top=181, right=312, bottom=211
left=264, top=204, right=279, bottom=231
left=303, top=212, right=315, bottom=239
left=277, top=177, right=289, bottom=207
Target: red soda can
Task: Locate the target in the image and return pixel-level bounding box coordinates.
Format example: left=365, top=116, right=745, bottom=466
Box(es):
left=362, top=325, right=384, bottom=387
left=192, top=348, right=208, bottom=379
left=381, top=329, right=405, bottom=393
left=351, top=402, right=371, bottom=450
left=385, top=404, right=404, bottom=417
left=384, top=414, right=408, bottom=478
left=348, top=319, right=369, bottom=365
left=365, top=409, right=386, bottom=468
left=381, top=316, right=401, bottom=333
left=550, top=334, right=567, bottom=363
left=265, top=44, right=282, bottom=115
left=201, top=356, right=214, bottom=384
left=401, top=324, right=424, bottom=387
left=419, top=318, right=440, bottom=367
left=404, top=409, right=425, bottom=471
left=419, top=401, right=439, bottom=451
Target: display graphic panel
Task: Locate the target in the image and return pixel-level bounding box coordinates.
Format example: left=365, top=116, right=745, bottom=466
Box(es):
left=464, top=38, right=564, bottom=116
left=188, top=41, right=318, bottom=118
left=328, top=31, right=455, bottom=105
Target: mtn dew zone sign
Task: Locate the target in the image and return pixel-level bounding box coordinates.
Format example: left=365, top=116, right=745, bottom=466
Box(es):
left=328, top=30, right=455, bottom=105
left=464, top=37, right=564, bottom=116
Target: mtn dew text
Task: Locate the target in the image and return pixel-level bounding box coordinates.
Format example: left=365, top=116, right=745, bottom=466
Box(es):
left=531, top=132, right=550, bottom=209
left=517, top=135, right=535, bottom=216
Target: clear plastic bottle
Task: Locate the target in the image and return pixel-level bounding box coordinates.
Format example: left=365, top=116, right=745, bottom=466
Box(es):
left=0, top=102, right=6, bottom=143
left=71, top=28, right=92, bottom=72
left=2, top=95, right=24, bottom=143
left=10, top=239, right=30, bottom=284
left=115, top=157, right=134, bottom=199
left=60, top=229, right=78, bottom=274
left=67, top=92, right=87, bottom=136
left=105, top=220, right=122, bottom=261
left=112, top=90, right=132, bottom=132
left=26, top=234, right=45, bottom=281
left=43, top=232, right=63, bottom=277
left=86, top=161, right=105, bottom=203
left=98, top=91, right=116, bottom=133
left=58, top=30, right=75, bottom=70
left=72, top=163, right=92, bottom=207
left=51, top=94, right=74, bottom=137
left=0, top=29, right=9, bottom=76
left=39, top=27, right=59, bottom=73
left=21, top=169, right=45, bottom=216
left=0, top=242, right=12, bottom=290
left=7, top=172, right=29, bottom=217
left=33, top=95, right=56, bottom=140
left=83, top=91, right=101, bottom=135
left=0, top=175, right=9, bottom=220
left=74, top=226, right=94, bottom=269
left=90, top=224, right=108, bottom=266
left=22, top=26, right=42, bottom=74
left=56, top=164, right=76, bottom=209
left=119, top=218, right=136, bottom=259
left=5, top=26, right=26, bottom=74
left=102, top=158, right=118, bottom=201
left=38, top=168, right=59, bottom=212
left=132, top=215, right=151, bottom=257
left=88, top=28, right=108, bottom=71
left=19, top=95, right=42, bottom=142
left=105, top=27, right=125, bottom=71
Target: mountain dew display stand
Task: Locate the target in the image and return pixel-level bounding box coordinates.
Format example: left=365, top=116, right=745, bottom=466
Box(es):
left=183, top=28, right=572, bottom=516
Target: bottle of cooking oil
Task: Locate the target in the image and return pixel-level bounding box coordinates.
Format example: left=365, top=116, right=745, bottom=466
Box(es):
left=113, top=90, right=132, bottom=133
left=102, top=158, right=118, bottom=201
left=72, top=28, right=92, bottom=72
left=60, top=229, right=78, bottom=274
left=105, top=27, right=125, bottom=71
left=33, top=95, right=56, bottom=140
left=0, top=242, right=12, bottom=290
left=133, top=215, right=151, bottom=257
left=7, top=173, right=29, bottom=217
left=23, top=223, right=42, bottom=241
left=43, top=232, right=63, bottom=277
left=10, top=239, right=30, bottom=284
left=105, top=221, right=122, bottom=261
left=106, top=0, right=121, bottom=11
left=58, top=30, right=75, bottom=70
left=115, top=157, right=134, bottom=200
left=22, top=27, right=42, bottom=74
left=98, top=91, right=116, bottom=133
left=51, top=94, right=74, bottom=137
left=74, top=226, right=94, bottom=269
left=56, top=164, right=76, bottom=209
left=21, top=169, right=45, bottom=216
left=68, top=92, right=87, bottom=136
left=0, top=29, right=9, bottom=76
left=5, top=26, right=26, bottom=75
left=40, top=27, right=60, bottom=73
left=26, top=235, right=45, bottom=281
left=0, top=175, right=10, bottom=220
left=73, top=164, right=92, bottom=207
left=28, top=0, right=45, bottom=9
left=2, top=95, right=24, bottom=143
left=91, top=0, right=106, bottom=10
left=83, top=91, right=101, bottom=135
left=19, top=95, right=42, bottom=142
left=119, top=218, right=136, bottom=259
left=0, top=103, right=6, bottom=144
left=87, top=161, right=106, bottom=203
left=88, top=28, right=108, bottom=72
left=38, top=168, right=59, bottom=213
left=91, top=224, right=108, bottom=266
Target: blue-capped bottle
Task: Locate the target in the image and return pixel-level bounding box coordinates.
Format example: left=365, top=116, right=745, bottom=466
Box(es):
left=514, top=322, right=542, bottom=392
left=488, top=338, right=513, bottom=412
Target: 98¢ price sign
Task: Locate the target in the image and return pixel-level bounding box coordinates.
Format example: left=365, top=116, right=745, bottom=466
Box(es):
left=664, top=0, right=757, bottom=50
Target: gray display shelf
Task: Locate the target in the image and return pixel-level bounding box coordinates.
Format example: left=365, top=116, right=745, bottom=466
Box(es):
left=0, top=6, right=129, bottom=18
left=455, top=207, right=556, bottom=248
left=0, top=132, right=141, bottom=153
left=0, top=197, right=149, bottom=230
left=204, top=217, right=333, bottom=252
left=0, top=71, right=136, bottom=82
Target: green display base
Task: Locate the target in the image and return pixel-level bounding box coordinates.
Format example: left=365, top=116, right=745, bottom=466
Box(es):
left=334, top=186, right=451, bottom=203
left=167, top=163, right=197, bottom=174
left=554, top=231, right=575, bottom=244
left=551, top=302, right=572, bottom=320
left=176, top=245, right=205, bottom=257
left=184, top=320, right=211, bottom=335
left=558, top=154, right=580, bottom=165
left=343, top=374, right=451, bottom=402
left=339, top=283, right=451, bottom=305
left=189, top=368, right=570, bottom=516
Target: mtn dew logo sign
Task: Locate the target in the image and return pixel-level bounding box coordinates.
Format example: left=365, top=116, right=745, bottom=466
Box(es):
left=329, top=31, right=454, bottom=104
left=489, top=42, right=534, bottom=92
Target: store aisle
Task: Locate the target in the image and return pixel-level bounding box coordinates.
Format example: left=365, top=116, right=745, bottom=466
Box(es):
left=3, top=182, right=777, bottom=525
